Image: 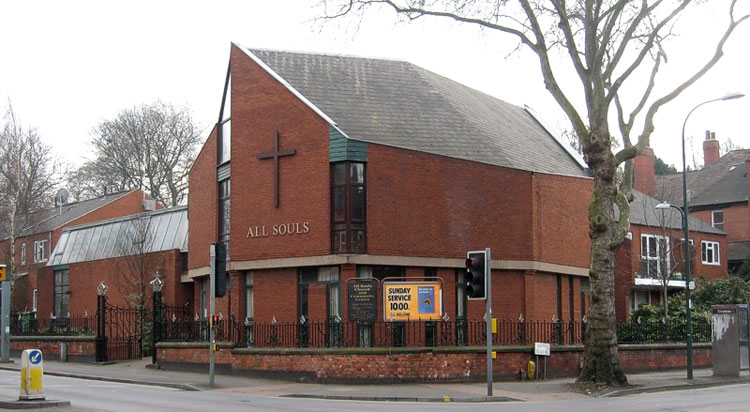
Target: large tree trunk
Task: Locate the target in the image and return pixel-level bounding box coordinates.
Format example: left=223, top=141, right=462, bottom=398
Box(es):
left=578, top=129, right=628, bottom=386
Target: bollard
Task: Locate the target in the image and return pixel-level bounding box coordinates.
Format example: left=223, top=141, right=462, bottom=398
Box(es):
left=527, top=359, right=536, bottom=380
left=60, top=343, right=68, bottom=362
left=20, top=349, right=45, bottom=400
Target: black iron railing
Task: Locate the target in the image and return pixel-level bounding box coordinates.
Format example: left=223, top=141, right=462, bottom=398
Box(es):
left=153, top=317, right=712, bottom=348
left=10, top=312, right=95, bottom=336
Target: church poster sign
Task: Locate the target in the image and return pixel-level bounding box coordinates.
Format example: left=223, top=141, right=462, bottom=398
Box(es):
left=347, top=279, right=378, bottom=323
left=383, top=282, right=443, bottom=321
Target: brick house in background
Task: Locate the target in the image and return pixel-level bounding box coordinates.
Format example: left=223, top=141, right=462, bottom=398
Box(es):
left=187, top=44, right=595, bottom=348
left=651, top=131, right=750, bottom=273
left=0, top=190, right=156, bottom=314
left=44, top=206, right=190, bottom=316
left=614, top=190, right=726, bottom=322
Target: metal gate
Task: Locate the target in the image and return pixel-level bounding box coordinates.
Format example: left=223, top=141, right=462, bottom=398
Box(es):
left=96, top=292, right=145, bottom=362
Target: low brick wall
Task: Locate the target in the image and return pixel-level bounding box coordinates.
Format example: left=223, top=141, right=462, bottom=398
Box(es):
left=10, top=336, right=96, bottom=362
left=155, top=342, right=712, bottom=382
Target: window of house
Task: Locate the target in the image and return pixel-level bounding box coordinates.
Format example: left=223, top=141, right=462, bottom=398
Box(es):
left=244, top=272, right=254, bottom=346
left=630, top=290, right=651, bottom=313
left=53, top=269, right=70, bottom=317
left=218, top=178, right=230, bottom=243
left=640, top=234, right=669, bottom=277
left=331, top=162, right=366, bottom=253
left=32, top=289, right=37, bottom=312
left=701, top=241, right=720, bottom=265
left=245, top=273, right=254, bottom=321
left=20, top=243, right=26, bottom=266
left=218, top=73, right=231, bottom=165
left=33, top=240, right=48, bottom=263
left=711, top=210, right=724, bottom=231
left=298, top=266, right=341, bottom=348
left=455, top=269, right=468, bottom=345
left=200, top=278, right=208, bottom=320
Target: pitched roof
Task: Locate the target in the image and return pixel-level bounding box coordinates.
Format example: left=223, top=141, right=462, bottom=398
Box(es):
left=625, top=190, right=723, bottom=235
left=655, top=149, right=750, bottom=206
left=689, top=162, right=748, bottom=207
left=1, top=190, right=135, bottom=240
left=729, top=241, right=750, bottom=262
left=47, top=206, right=187, bottom=267
left=243, top=47, right=588, bottom=178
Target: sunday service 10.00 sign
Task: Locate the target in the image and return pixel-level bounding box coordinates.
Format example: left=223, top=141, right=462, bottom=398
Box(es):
left=383, top=282, right=442, bottom=321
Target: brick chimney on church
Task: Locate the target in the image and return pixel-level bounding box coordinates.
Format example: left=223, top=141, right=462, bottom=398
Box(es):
left=634, top=147, right=655, bottom=196
left=703, top=130, right=720, bottom=167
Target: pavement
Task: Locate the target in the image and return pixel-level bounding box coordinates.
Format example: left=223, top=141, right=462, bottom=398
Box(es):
left=0, top=357, right=748, bottom=407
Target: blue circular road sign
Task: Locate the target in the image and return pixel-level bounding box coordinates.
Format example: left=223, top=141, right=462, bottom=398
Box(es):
left=29, top=350, right=42, bottom=365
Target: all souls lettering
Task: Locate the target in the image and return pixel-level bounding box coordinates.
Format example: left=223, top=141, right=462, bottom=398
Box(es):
left=246, top=222, right=310, bottom=238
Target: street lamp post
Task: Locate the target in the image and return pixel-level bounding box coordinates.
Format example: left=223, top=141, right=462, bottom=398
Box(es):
left=669, top=92, right=745, bottom=380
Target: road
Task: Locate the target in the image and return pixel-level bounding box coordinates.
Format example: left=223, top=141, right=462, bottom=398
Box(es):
left=0, top=370, right=748, bottom=411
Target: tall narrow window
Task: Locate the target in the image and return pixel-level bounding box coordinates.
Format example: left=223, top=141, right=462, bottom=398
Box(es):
left=20, top=243, right=26, bottom=266
left=711, top=210, right=724, bottom=231
left=218, top=71, right=231, bottom=165
left=245, top=272, right=254, bottom=346
left=34, top=240, right=48, bottom=263
left=32, top=289, right=38, bottom=312
left=53, top=269, right=70, bottom=317
left=331, top=162, right=366, bottom=253
left=455, top=269, right=467, bottom=346
left=218, top=178, right=231, bottom=243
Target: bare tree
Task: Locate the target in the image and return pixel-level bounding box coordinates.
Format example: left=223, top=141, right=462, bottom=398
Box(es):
left=74, top=102, right=202, bottom=206
left=720, top=137, right=744, bottom=156
left=0, top=102, right=59, bottom=293
left=318, top=0, right=749, bottom=385
left=116, top=216, right=164, bottom=310
left=641, top=198, right=692, bottom=326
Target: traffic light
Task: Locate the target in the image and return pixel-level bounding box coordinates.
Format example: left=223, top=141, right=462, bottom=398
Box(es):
left=214, top=242, right=227, bottom=297
left=465, top=250, right=487, bottom=300
left=211, top=314, right=220, bottom=328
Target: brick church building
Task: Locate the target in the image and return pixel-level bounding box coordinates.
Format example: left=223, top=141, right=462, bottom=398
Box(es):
left=187, top=44, right=595, bottom=342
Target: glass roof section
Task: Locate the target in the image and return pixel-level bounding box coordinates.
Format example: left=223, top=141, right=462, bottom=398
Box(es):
left=47, top=206, right=188, bottom=267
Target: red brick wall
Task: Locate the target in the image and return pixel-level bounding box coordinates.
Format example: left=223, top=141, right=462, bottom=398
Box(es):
left=157, top=343, right=712, bottom=382
left=11, top=338, right=96, bottom=360
left=534, top=174, right=593, bottom=268
left=63, top=190, right=149, bottom=231
left=692, top=204, right=749, bottom=244
left=38, top=249, right=189, bottom=316
left=188, top=126, right=218, bottom=271
left=253, top=268, right=298, bottom=323
left=228, top=45, right=331, bottom=262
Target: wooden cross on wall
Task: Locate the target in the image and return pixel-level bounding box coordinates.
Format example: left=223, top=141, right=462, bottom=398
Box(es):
left=257, top=129, right=296, bottom=208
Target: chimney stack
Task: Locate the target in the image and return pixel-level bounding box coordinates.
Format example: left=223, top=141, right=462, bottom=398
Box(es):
left=634, top=147, right=655, bottom=196
left=703, top=130, right=720, bottom=167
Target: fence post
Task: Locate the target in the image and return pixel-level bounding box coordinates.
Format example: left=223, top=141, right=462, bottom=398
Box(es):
left=95, top=281, right=108, bottom=363
left=150, top=276, right=164, bottom=365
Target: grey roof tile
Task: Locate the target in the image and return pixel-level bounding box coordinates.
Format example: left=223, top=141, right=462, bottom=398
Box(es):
left=689, top=162, right=747, bottom=207
left=246, top=48, right=587, bottom=177
left=655, top=150, right=750, bottom=206
left=623, top=190, right=723, bottom=235
left=0, top=191, right=135, bottom=240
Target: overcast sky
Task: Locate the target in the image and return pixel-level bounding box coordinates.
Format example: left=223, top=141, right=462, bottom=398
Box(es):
left=1, top=0, right=748, bottom=172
